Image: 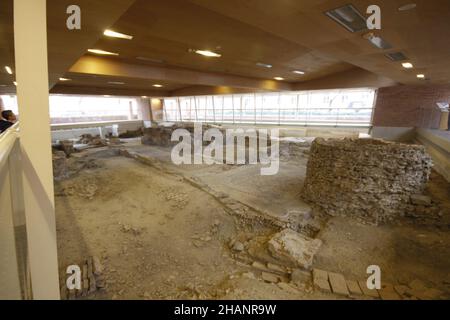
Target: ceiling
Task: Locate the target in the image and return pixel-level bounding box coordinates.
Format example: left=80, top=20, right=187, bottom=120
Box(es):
left=1, top=0, right=450, bottom=96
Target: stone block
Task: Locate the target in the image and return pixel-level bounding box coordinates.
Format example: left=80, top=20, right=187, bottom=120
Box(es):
left=261, top=272, right=280, bottom=283
left=82, top=263, right=88, bottom=280
left=267, top=229, right=322, bottom=269
left=312, top=268, right=328, bottom=282
left=267, top=263, right=287, bottom=274
left=252, top=261, right=269, bottom=272
left=291, top=269, right=312, bottom=285
left=346, top=280, right=363, bottom=296
left=379, top=283, right=402, bottom=300
left=89, top=275, right=97, bottom=293
left=313, top=278, right=331, bottom=293
left=92, top=256, right=103, bottom=276
left=328, top=272, right=349, bottom=296
left=358, top=280, right=380, bottom=298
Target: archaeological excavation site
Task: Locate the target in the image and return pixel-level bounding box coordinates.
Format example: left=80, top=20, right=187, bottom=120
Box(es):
left=1, top=0, right=450, bottom=307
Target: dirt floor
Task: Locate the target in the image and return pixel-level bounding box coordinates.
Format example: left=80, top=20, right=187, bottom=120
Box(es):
left=54, top=138, right=450, bottom=300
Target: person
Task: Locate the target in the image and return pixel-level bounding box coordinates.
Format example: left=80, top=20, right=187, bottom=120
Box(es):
left=0, top=110, right=17, bottom=133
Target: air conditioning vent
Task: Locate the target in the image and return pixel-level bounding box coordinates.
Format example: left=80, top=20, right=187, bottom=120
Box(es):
left=325, top=4, right=368, bottom=33
left=385, top=52, right=408, bottom=61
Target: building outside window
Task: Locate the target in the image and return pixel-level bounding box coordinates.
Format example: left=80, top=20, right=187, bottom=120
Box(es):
left=163, top=88, right=376, bottom=127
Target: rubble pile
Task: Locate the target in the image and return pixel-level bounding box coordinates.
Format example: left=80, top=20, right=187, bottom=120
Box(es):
left=303, top=138, right=433, bottom=224
left=78, top=134, right=107, bottom=147
left=141, top=123, right=201, bottom=146
left=119, top=128, right=143, bottom=138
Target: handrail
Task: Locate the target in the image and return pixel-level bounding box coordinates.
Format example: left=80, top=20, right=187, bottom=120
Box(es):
left=0, top=122, right=20, bottom=170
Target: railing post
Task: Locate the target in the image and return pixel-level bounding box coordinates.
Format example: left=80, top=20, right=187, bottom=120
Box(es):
left=14, top=0, right=60, bottom=299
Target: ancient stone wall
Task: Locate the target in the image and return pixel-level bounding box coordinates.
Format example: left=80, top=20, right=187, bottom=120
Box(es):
left=302, top=138, right=433, bottom=224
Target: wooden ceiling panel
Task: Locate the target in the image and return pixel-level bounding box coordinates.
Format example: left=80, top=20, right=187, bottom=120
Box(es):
left=0, top=0, right=15, bottom=94
left=2, top=0, right=449, bottom=97
left=190, top=0, right=450, bottom=85
left=61, top=73, right=189, bottom=91
left=92, top=0, right=348, bottom=82
left=0, top=0, right=137, bottom=94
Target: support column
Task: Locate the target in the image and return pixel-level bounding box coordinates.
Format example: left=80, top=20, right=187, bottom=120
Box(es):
left=137, top=98, right=151, bottom=121
left=14, top=0, right=60, bottom=299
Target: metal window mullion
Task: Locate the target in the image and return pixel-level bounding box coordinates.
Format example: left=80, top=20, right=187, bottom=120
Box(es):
left=232, top=95, right=235, bottom=124
left=194, top=97, right=198, bottom=122
left=162, top=99, right=169, bottom=121
left=177, top=97, right=182, bottom=122
left=212, top=96, right=216, bottom=123
left=278, top=93, right=281, bottom=125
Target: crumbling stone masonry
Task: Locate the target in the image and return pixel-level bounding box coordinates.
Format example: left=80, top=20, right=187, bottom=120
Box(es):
left=302, top=138, right=433, bottom=224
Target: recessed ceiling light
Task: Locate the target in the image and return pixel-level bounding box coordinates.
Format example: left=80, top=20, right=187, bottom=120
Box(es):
left=417, top=74, right=425, bottom=79
left=108, top=81, right=125, bottom=85
left=194, top=50, right=222, bottom=58
left=256, top=62, right=272, bottom=68
left=153, top=84, right=163, bottom=88
left=292, top=70, right=305, bottom=75
left=88, top=49, right=119, bottom=56
left=59, top=77, right=71, bottom=81
left=325, top=4, right=368, bottom=33
left=363, top=33, right=392, bottom=50
left=103, top=29, right=133, bottom=40
left=274, top=77, right=284, bottom=81
left=402, top=62, right=414, bottom=69
left=5, top=66, right=13, bottom=74
left=398, top=3, right=417, bottom=11
left=13, top=81, right=17, bottom=86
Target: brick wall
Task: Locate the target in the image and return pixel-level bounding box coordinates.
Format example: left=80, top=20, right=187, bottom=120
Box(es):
left=372, top=85, right=450, bottom=128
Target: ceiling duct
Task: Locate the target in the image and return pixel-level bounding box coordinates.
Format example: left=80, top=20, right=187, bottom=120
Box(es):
left=325, top=4, right=368, bottom=33
left=385, top=52, right=408, bottom=61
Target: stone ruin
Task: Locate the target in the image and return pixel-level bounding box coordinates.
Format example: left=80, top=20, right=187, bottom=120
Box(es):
left=302, top=138, right=433, bottom=224
left=141, top=123, right=274, bottom=164
left=141, top=124, right=191, bottom=147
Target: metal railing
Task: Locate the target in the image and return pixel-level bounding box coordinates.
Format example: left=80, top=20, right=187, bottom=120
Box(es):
left=0, top=122, right=32, bottom=299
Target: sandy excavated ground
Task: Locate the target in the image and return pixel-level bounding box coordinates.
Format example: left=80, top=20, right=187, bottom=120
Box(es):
left=54, top=140, right=450, bottom=300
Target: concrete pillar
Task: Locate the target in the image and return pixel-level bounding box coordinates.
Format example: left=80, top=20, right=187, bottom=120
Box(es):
left=128, top=100, right=134, bottom=120
left=439, top=111, right=449, bottom=130
left=14, top=0, right=60, bottom=299
left=137, top=98, right=151, bottom=121
left=151, top=98, right=163, bottom=121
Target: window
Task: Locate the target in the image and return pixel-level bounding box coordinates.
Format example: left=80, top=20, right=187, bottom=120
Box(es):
left=1, top=94, right=141, bottom=124
left=0, top=95, right=19, bottom=115
left=163, top=88, right=376, bottom=127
